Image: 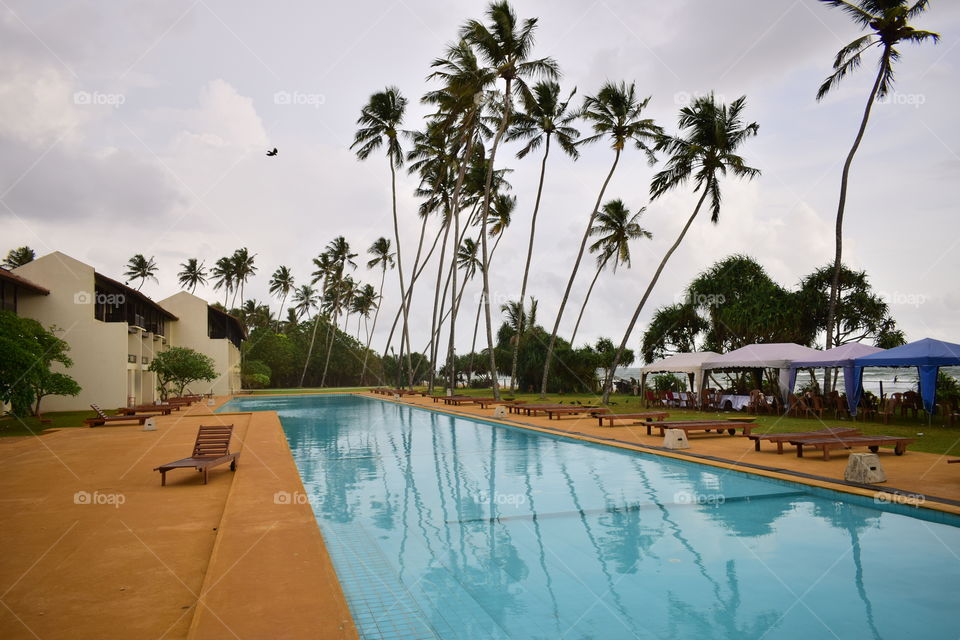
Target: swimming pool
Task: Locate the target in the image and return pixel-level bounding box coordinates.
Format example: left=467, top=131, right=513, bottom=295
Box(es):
left=220, top=394, right=960, bottom=639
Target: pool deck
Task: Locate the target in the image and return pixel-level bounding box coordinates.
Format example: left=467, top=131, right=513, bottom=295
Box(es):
left=375, top=393, right=960, bottom=513
left=0, top=398, right=357, bottom=640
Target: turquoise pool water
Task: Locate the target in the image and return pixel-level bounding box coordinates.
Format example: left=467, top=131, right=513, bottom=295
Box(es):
left=220, top=394, right=960, bottom=639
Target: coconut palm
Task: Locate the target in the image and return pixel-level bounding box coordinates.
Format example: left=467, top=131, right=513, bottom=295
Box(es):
left=211, top=256, right=234, bottom=306
left=816, top=0, right=939, bottom=358
left=351, top=87, right=414, bottom=387
left=2, top=246, right=35, bottom=269
left=299, top=253, right=332, bottom=386
left=540, top=81, right=661, bottom=396
left=177, top=258, right=207, bottom=294
left=501, top=297, right=537, bottom=335
left=352, top=283, right=378, bottom=343
left=601, top=94, right=760, bottom=403
left=319, top=237, right=358, bottom=387
left=462, top=0, right=559, bottom=399
left=269, top=266, right=295, bottom=332
left=362, top=237, right=395, bottom=383
left=230, top=248, right=257, bottom=308
left=124, top=254, right=158, bottom=291
left=570, top=200, right=652, bottom=345
left=505, top=80, right=580, bottom=390
left=292, top=284, right=318, bottom=320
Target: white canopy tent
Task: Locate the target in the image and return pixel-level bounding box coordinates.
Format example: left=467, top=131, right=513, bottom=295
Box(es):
left=702, top=343, right=821, bottom=399
left=639, top=352, right=720, bottom=395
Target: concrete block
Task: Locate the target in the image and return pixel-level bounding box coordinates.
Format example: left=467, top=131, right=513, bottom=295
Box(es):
left=663, top=429, right=689, bottom=450
left=845, top=453, right=886, bottom=483
left=493, top=406, right=507, bottom=418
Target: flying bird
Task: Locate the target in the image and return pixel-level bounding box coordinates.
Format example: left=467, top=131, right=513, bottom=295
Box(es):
left=266, top=148, right=278, bottom=156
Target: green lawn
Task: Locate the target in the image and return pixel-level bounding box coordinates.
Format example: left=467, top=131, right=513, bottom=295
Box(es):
left=0, top=410, right=98, bottom=438
left=415, top=388, right=960, bottom=457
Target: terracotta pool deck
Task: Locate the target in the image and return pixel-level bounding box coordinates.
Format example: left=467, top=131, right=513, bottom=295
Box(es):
left=2, top=391, right=957, bottom=639
left=0, top=399, right=356, bottom=640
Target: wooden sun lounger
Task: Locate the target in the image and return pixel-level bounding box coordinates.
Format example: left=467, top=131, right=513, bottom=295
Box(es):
left=474, top=399, right=523, bottom=409
left=85, top=404, right=151, bottom=427
left=154, top=425, right=239, bottom=486
left=442, top=396, right=481, bottom=405
left=747, top=427, right=860, bottom=453
left=654, top=421, right=755, bottom=437
left=790, top=435, right=915, bottom=460
left=509, top=403, right=596, bottom=416
left=543, top=406, right=610, bottom=420
left=117, top=405, right=174, bottom=416
left=596, top=412, right=669, bottom=428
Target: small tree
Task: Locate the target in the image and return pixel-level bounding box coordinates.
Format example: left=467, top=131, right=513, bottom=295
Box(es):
left=0, top=311, right=79, bottom=416
left=149, top=347, right=216, bottom=400
left=31, top=370, right=81, bottom=416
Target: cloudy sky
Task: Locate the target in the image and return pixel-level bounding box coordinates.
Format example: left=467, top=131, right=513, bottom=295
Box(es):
left=3, top=0, right=958, bottom=361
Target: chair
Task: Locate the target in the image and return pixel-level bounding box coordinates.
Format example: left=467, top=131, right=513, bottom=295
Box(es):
left=770, top=395, right=786, bottom=416
left=85, top=404, right=151, bottom=427
left=808, top=394, right=825, bottom=419
left=684, top=392, right=699, bottom=410
left=788, top=393, right=811, bottom=418
left=748, top=389, right=770, bottom=415
left=827, top=391, right=849, bottom=419
left=878, top=397, right=901, bottom=424
left=702, top=389, right=720, bottom=412
left=858, top=395, right=878, bottom=422
left=901, top=391, right=921, bottom=419
left=644, top=390, right=663, bottom=409
left=154, top=425, right=239, bottom=486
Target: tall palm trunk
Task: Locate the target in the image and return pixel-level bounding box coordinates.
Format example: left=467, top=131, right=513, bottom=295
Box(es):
left=509, top=134, right=551, bottom=391
left=389, top=161, right=415, bottom=388
left=427, top=213, right=452, bottom=392
left=540, top=148, right=621, bottom=397
left=569, top=255, right=609, bottom=346
left=601, top=185, right=710, bottom=404
left=824, top=49, right=888, bottom=390
left=275, top=292, right=288, bottom=333
left=477, top=77, right=513, bottom=400
left=299, top=277, right=327, bottom=387
left=320, top=279, right=343, bottom=387
left=361, top=267, right=387, bottom=385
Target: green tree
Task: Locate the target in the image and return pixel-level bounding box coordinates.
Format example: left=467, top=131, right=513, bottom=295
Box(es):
left=0, top=311, right=79, bottom=416
left=352, top=87, right=414, bottom=387
left=816, top=0, right=939, bottom=355
left=506, top=80, right=580, bottom=391
left=570, top=199, right=652, bottom=345
left=124, top=254, right=158, bottom=291
left=177, top=258, right=207, bottom=293
left=462, top=0, right=559, bottom=400
left=602, top=94, right=760, bottom=403
left=230, top=248, right=257, bottom=308
left=2, top=246, right=35, bottom=269
left=541, top=81, right=661, bottom=397
left=211, top=256, right=234, bottom=306
left=148, top=347, right=216, bottom=400
left=269, top=266, right=295, bottom=333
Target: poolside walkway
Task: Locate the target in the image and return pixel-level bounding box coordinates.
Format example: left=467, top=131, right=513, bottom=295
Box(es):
left=0, top=400, right=356, bottom=640
left=379, top=393, right=960, bottom=510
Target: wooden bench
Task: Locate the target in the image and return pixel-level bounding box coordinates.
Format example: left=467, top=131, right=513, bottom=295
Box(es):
left=654, top=421, right=755, bottom=437
left=543, top=407, right=610, bottom=420
left=596, top=412, right=669, bottom=428
left=747, top=427, right=860, bottom=453
left=790, top=435, right=914, bottom=460
left=117, top=405, right=174, bottom=416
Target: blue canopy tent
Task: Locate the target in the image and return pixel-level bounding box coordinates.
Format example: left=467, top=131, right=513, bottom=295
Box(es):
left=788, top=343, right=884, bottom=416
left=852, top=338, right=960, bottom=418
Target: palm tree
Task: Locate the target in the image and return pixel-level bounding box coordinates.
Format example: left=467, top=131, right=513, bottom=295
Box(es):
left=505, top=80, right=580, bottom=390
left=363, top=237, right=395, bottom=383
left=352, top=283, right=378, bottom=343
left=269, top=266, right=295, bottom=332
left=292, top=284, right=318, bottom=320
left=351, top=87, right=414, bottom=387
left=601, top=94, right=760, bottom=403
left=211, top=256, right=234, bottom=306
left=2, top=246, right=35, bottom=269
left=319, top=237, right=358, bottom=387
left=299, top=253, right=332, bottom=386
left=816, top=0, right=939, bottom=359
left=570, top=199, right=652, bottom=345
left=177, top=258, right=207, bottom=293
left=540, top=81, right=661, bottom=397
left=501, top=297, right=537, bottom=336
left=462, top=0, right=559, bottom=399
left=230, top=248, right=257, bottom=308
left=124, top=254, right=158, bottom=291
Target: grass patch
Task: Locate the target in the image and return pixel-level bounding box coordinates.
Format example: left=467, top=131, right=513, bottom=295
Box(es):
left=0, top=410, right=98, bottom=438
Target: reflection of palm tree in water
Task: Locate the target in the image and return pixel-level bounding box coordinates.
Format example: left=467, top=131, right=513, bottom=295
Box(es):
left=520, top=440, right=563, bottom=634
